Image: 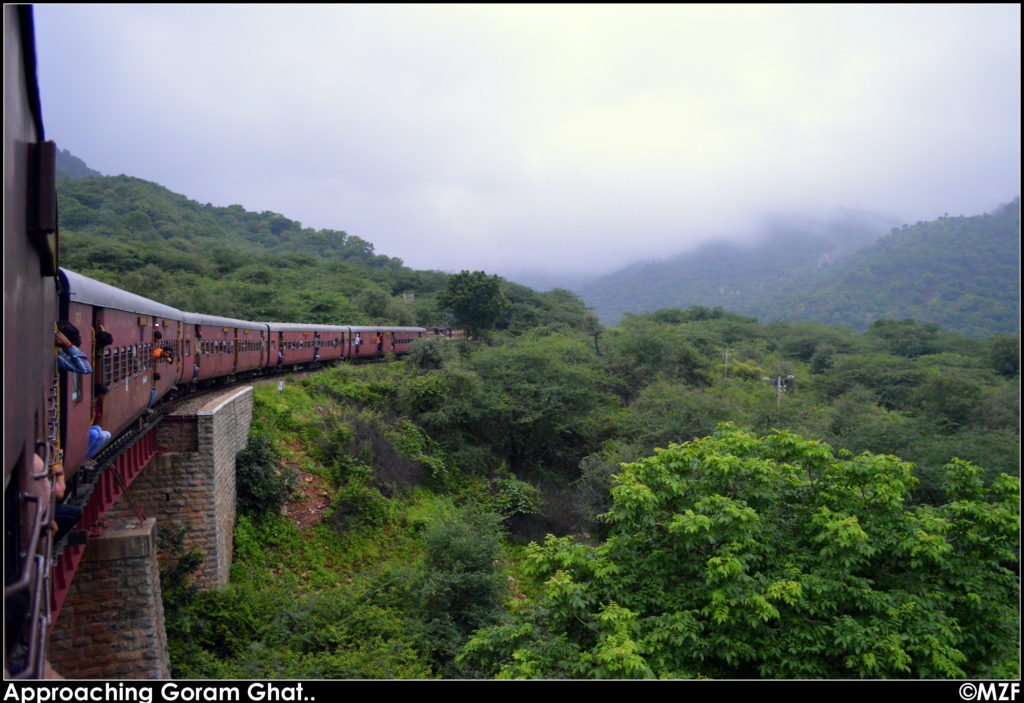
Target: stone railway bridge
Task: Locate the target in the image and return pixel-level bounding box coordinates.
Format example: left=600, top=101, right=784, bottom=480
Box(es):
left=48, top=385, right=255, bottom=679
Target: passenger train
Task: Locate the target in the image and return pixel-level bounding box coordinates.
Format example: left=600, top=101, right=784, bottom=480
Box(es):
left=3, top=6, right=458, bottom=677
left=58, top=267, right=448, bottom=479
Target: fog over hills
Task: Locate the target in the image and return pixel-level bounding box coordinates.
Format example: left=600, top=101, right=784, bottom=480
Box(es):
left=571, top=199, right=1020, bottom=338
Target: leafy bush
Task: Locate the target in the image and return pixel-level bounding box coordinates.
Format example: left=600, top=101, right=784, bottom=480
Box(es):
left=408, top=335, right=458, bottom=371
left=486, top=477, right=543, bottom=521
left=236, top=433, right=297, bottom=517
left=417, top=510, right=508, bottom=675
left=460, top=425, right=1020, bottom=679
left=331, top=478, right=397, bottom=533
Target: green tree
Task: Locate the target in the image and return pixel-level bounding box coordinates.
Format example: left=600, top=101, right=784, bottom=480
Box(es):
left=866, top=319, right=941, bottom=358
left=986, top=335, right=1021, bottom=378
left=605, top=316, right=713, bottom=399
left=437, top=270, right=511, bottom=338
left=471, top=335, right=615, bottom=473
left=459, top=425, right=1020, bottom=679
left=417, top=510, right=508, bottom=675
left=582, top=311, right=604, bottom=355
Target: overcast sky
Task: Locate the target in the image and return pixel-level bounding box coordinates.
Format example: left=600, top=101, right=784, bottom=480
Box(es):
left=32, top=4, right=1020, bottom=280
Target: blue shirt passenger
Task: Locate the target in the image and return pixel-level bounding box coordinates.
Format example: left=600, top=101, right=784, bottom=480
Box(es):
left=56, top=325, right=93, bottom=375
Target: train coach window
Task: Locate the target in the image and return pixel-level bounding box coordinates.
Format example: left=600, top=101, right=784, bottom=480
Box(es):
left=185, top=340, right=191, bottom=357
left=103, top=348, right=112, bottom=380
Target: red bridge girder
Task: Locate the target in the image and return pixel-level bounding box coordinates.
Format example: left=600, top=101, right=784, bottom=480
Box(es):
left=50, top=426, right=157, bottom=625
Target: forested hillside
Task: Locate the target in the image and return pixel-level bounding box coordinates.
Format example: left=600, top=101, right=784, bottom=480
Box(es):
left=578, top=201, right=1020, bottom=338
left=577, top=209, right=894, bottom=325
left=55, top=168, right=579, bottom=330
left=56, top=172, right=431, bottom=324
left=762, top=199, right=1021, bottom=337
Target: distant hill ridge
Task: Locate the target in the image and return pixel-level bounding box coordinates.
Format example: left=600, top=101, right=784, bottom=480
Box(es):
left=577, top=200, right=1020, bottom=338
left=56, top=148, right=102, bottom=180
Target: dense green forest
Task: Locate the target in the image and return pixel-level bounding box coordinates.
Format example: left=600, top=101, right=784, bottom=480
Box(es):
left=55, top=156, right=1018, bottom=679
left=577, top=200, right=1020, bottom=338
left=161, top=308, right=1019, bottom=679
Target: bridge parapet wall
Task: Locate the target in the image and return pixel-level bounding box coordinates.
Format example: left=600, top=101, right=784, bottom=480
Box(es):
left=108, top=385, right=253, bottom=588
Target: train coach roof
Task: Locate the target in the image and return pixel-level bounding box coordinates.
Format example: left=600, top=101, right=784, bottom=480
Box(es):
left=61, top=269, right=181, bottom=318
left=348, top=326, right=427, bottom=333
left=263, top=324, right=427, bottom=334
left=263, top=322, right=351, bottom=333
left=181, top=311, right=267, bottom=331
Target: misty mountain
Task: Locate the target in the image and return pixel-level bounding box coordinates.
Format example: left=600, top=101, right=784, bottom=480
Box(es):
left=759, top=199, right=1020, bottom=338
left=577, top=209, right=897, bottom=323
left=578, top=201, right=1020, bottom=338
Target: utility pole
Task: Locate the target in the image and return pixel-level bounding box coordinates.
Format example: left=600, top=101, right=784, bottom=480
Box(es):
left=763, top=374, right=795, bottom=407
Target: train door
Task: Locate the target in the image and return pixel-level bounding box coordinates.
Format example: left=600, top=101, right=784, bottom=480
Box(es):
left=176, top=320, right=184, bottom=384
left=193, top=324, right=202, bottom=383
left=153, top=316, right=179, bottom=401
left=59, top=300, right=95, bottom=482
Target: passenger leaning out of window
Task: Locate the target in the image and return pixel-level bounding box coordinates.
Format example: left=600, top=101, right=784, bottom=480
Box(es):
left=55, top=321, right=93, bottom=375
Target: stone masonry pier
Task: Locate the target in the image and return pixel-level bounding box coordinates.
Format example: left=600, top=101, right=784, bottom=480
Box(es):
left=48, top=386, right=253, bottom=678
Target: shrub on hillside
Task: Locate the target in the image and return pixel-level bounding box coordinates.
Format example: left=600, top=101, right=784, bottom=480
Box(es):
left=236, top=433, right=297, bottom=517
